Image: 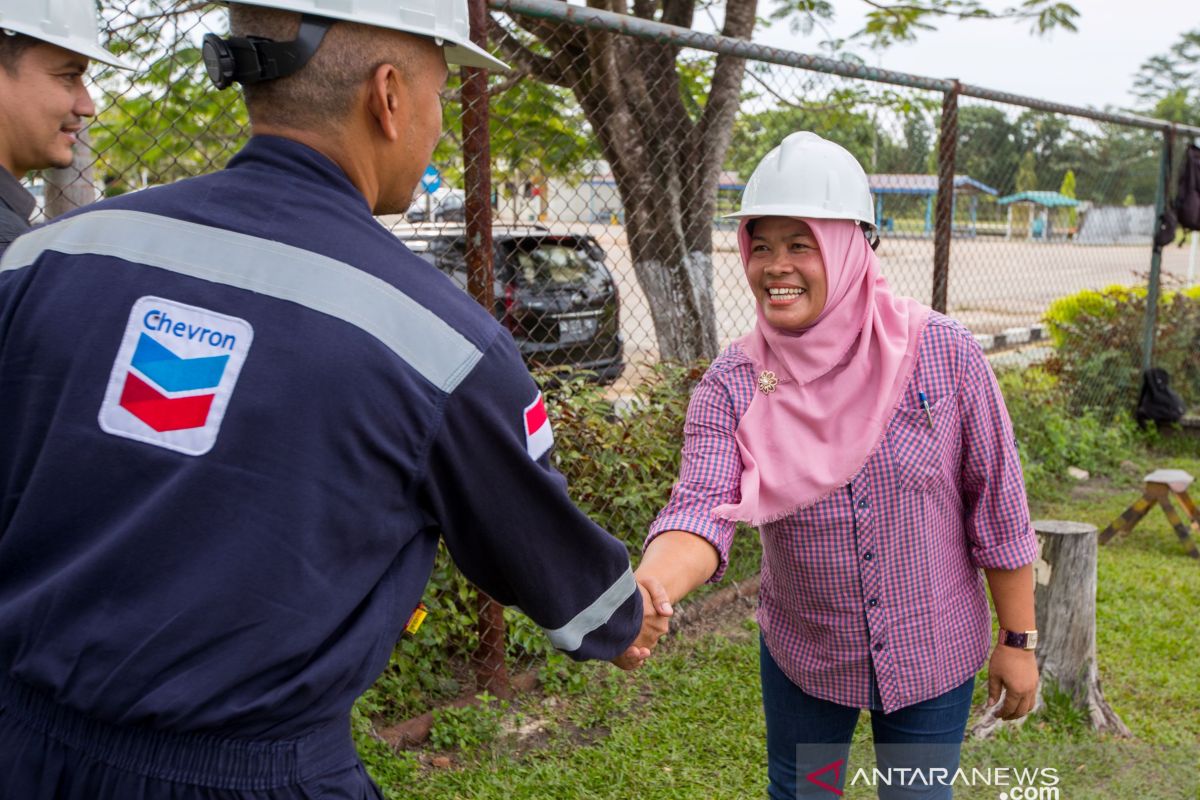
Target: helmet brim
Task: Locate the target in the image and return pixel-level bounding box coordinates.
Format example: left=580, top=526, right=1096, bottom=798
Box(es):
left=0, top=24, right=136, bottom=69
left=724, top=204, right=874, bottom=227
left=68, top=40, right=136, bottom=70
left=443, top=39, right=509, bottom=71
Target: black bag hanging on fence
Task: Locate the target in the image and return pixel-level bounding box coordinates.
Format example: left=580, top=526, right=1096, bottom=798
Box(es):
left=1136, top=367, right=1186, bottom=426
left=1173, top=143, right=1200, bottom=233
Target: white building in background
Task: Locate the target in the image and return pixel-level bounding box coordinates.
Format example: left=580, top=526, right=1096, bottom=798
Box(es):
left=494, top=164, right=745, bottom=226
left=1075, top=205, right=1156, bottom=245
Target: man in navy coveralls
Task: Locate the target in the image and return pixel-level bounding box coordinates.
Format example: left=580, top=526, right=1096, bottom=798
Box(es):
left=0, top=2, right=668, bottom=796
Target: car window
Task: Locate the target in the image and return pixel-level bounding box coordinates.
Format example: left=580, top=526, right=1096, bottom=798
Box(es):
left=510, top=243, right=597, bottom=287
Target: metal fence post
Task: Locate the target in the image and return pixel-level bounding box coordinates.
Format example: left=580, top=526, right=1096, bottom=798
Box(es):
left=1141, top=129, right=1174, bottom=373
left=462, top=0, right=510, bottom=700
left=932, top=81, right=960, bottom=314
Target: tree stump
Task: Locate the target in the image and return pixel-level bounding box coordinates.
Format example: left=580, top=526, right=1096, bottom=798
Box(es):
left=972, top=520, right=1130, bottom=737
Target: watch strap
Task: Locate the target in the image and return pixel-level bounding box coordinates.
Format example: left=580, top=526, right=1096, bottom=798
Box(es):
left=998, top=628, right=1038, bottom=650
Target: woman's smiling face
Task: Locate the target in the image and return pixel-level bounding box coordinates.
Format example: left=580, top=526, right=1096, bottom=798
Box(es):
left=745, top=217, right=828, bottom=332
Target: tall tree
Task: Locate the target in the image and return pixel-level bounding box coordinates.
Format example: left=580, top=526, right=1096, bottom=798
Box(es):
left=1059, top=168, right=1077, bottom=229
left=1015, top=150, right=1038, bottom=192
left=955, top=105, right=1021, bottom=195
left=490, top=1, right=1078, bottom=362
left=1132, top=28, right=1200, bottom=126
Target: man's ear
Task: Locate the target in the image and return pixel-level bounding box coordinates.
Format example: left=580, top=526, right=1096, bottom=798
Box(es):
left=366, top=62, right=403, bottom=143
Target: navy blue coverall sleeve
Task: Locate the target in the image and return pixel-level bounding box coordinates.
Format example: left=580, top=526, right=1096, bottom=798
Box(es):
left=420, top=334, right=642, bottom=661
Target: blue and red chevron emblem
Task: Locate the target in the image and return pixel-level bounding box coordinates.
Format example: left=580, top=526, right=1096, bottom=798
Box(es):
left=118, top=334, right=229, bottom=432
left=100, top=297, right=254, bottom=456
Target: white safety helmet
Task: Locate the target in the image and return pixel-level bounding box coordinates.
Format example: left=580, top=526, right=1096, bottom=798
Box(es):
left=228, top=0, right=508, bottom=71
left=729, top=131, right=876, bottom=233
left=0, top=0, right=134, bottom=69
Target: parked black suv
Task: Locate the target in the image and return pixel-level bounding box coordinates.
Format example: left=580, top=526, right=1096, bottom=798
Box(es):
left=395, top=224, right=625, bottom=384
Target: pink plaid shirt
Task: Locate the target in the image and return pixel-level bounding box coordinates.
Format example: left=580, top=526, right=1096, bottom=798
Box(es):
left=648, top=313, right=1037, bottom=713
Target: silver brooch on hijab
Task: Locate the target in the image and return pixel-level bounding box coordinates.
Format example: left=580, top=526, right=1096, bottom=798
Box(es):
left=758, top=370, right=778, bottom=395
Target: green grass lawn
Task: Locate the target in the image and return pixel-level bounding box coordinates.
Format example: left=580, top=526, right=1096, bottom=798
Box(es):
left=355, top=448, right=1200, bottom=799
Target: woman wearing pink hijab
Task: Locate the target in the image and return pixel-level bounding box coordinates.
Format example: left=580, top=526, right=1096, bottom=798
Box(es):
left=640, top=132, right=1039, bottom=798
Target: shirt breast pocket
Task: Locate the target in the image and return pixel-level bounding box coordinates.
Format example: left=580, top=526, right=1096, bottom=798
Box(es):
left=886, top=392, right=954, bottom=494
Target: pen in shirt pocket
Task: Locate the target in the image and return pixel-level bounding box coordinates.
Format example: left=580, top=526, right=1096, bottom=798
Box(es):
left=917, top=390, right=934, bottom=429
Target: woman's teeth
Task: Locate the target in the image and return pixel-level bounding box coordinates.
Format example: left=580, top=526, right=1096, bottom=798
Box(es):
left=767, top=287, right=806, bottom=299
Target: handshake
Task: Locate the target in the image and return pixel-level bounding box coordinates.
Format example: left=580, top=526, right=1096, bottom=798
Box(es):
left=611, top=569, right=675, bottom=670
left=608, top=530, right=721, bottom=670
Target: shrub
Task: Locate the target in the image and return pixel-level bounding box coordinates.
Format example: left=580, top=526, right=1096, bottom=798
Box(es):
left=1043, top=284, right=1200, bottom=415
left=997, top=366, right=1142, bottom=501
left=543, top=362, right=702, bottom=555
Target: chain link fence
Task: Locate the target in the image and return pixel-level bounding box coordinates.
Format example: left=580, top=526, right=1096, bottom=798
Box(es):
left=27, top=0, right=1198, bottom=738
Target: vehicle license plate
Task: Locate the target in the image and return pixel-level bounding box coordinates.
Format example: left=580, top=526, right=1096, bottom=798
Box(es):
left=559, top=316, right=598, bottom=342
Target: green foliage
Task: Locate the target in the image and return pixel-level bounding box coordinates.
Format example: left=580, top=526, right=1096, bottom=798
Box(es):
left=92, top=4, right=250, bottom=192
left=953, top=106, right=1159, bottom=206
left=1133, top=28, right=1200, bottom=126
left=1043, top=284, right=1139, bottom=347
left=725, top=83, right=939, bottom=182
left=766, top=0, right=1078, bottom=46
left=996, top=367, right=1141, bottom=501
left=351, top=704, right=420, bottom=799
left=1059, top=168, right=1077, bottom=228
left=428, top=693, right=510, bottom=752
left=1042, top=285, right=1200, bottom=415
left=542, top=363, right=702, bottom=556
left=433, top=72, right=600, bottom=194
left=1015, top=150, right=1038, bottom=192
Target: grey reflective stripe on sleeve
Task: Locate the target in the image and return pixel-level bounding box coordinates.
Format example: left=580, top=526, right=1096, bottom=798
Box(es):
left=0, top=209, right=483, bottom=393
left=544, top=566, right=638, bottom=652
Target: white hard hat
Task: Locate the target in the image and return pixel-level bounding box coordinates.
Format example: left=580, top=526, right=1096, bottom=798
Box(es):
left=0, top=0, right=134, bottom=69
left=728, top=131, right=875, bottom=231
left=230, top=0, right=508, bottom=71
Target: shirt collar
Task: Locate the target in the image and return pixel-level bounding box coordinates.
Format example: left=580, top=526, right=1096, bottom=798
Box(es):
left=226, top=135, right=372, bottom=215
left=0, top=167, right=36, bottom=223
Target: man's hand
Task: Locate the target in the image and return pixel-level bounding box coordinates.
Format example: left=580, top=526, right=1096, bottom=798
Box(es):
left=985, top=645, right=1039, bottom=720
left=611, top=575, right=673, bottom=670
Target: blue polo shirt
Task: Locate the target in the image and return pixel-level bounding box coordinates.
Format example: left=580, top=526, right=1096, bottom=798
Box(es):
left=0, top=136, right=641, bottom=740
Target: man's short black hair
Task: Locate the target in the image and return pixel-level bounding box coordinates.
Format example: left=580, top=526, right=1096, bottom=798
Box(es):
left=0, top=31, right=39, bottom=75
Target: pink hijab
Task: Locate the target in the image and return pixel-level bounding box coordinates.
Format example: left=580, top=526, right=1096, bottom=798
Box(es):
left=713, top=217, right=930, bottom=525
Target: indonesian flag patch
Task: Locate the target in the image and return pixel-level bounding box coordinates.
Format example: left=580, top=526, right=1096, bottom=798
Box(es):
left=523, top=391, right=554, bottom=461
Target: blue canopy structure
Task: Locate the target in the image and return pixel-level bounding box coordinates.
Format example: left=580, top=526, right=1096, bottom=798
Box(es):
left=868, top=174, right=999, bottom=236
left=996, top=190, right=1079, bottom=208
left=997, top=191, right=1080, bottom=239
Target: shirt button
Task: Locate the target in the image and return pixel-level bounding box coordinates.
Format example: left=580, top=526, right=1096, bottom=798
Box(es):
left=863, top=552, right=874, bottom=561
left=868, top=598, right=879, bottom=608
left=857, top=498, right=868, bottom=509
left=874, top=642, right=884, bottom=652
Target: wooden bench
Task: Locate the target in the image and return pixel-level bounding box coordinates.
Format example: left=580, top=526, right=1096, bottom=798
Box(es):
left=1098, top=469, right=1200, bottom=559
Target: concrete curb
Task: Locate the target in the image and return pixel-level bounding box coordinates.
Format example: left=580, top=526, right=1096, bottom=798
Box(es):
left=973, top=323, right=1046, bottom=353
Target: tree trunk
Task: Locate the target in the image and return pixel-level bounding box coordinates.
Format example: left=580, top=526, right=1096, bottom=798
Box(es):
left=493, top=0, right=757, bottom=362
left=44, top=128, right=99, bottom=220
left=621, top=185, right=720, bottom=362
left=972, top=520, right=1130, bottom=738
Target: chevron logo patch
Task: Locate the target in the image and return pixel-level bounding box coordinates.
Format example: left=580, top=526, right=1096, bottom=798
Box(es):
left=99, top=296, right=253, bottom=455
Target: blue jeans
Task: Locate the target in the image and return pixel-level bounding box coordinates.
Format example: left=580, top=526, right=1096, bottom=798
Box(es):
left=761, top=637, right=974, bottom=800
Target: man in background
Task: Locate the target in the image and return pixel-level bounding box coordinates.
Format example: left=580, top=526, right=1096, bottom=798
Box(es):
left=0, top=0, right=132, bottom=253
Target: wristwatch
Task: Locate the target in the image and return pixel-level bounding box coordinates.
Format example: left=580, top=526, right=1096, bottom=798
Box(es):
left=998, top=628, right=1038, bottom=651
